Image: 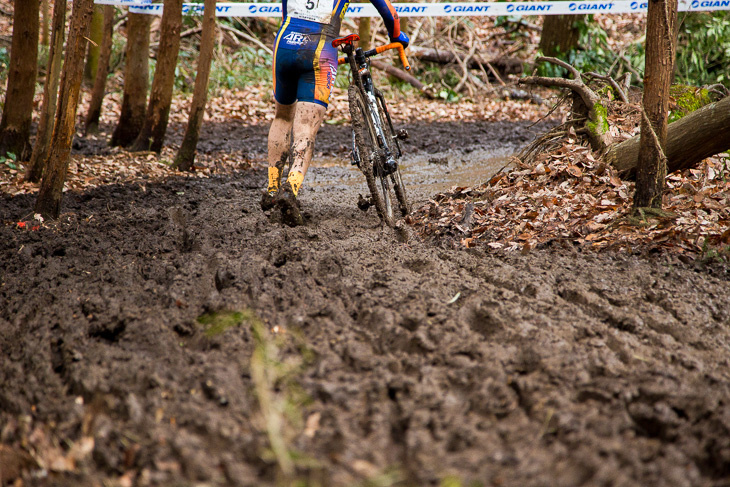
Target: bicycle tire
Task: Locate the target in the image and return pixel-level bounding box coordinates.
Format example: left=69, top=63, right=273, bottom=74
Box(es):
left=348, top=84, right=395, bottom=226
left=375, top=91, right=410, bottom=216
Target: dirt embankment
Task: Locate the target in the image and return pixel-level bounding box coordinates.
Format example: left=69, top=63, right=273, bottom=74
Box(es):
left=2, top=120, right=730, bottom=486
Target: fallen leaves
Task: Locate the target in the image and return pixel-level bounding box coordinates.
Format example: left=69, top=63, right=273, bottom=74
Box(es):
left=410, top=139, right=730, bottom=256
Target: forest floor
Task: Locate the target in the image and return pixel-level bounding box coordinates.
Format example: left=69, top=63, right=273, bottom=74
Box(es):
left=2, top=3, right=730, bottom=484
left=2, top=85, right=730, bottom=487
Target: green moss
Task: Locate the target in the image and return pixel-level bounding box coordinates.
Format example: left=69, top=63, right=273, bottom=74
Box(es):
left=586, top=102, right=609, bottom=136
left=669, top=85, right=712, bottom=123
left=596, top=84, right=615, bottom=101
left=197, top=309, right=254, bottom=337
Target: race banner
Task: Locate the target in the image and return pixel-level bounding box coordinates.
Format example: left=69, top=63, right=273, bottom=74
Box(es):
left=93, top=0, right=730, bottom=16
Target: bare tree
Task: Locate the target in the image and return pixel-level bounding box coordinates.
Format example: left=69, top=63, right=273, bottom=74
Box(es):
left=35, top=0, right=95, bottom=219
left=84, top=5, right=104, bottom=83
left=0, top=0, right=39, bottom=161
left=26, top=0, right=67, bottom=182
left=358, top=18, right=372, bottom=51
left=634, top=0, right=678, bottom=209
left=110, top=12, right=151, bottom=147
left=539, top=15, right=585, bottom=57
left=173, top=0, right=217, bottom=171
left=130, top=0, right=183, bottom=153
left=84, top=5, right=115, bottom=135
left=41, top=0, right=49, bottom=46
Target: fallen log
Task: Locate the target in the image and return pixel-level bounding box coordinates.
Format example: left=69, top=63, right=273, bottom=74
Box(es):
left=606, top=95, right=730, bottom=177
left=408, top=46, right=523, bottom=77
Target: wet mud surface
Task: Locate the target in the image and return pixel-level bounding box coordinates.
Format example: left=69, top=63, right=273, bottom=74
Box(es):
left=2, top=120, right=730, bottom=486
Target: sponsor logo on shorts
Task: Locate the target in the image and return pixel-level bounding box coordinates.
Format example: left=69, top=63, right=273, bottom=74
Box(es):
left=284, top=32, right=310, bottom=46
left=326, top=65, right=336, bottom=91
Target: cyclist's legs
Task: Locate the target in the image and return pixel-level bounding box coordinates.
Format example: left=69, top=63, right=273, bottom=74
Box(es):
left=267, top=101, right=295, bottom=175
left=289, top=101, right=326, bottom=178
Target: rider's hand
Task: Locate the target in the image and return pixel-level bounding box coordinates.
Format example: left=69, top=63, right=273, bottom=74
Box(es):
left=391, top=32, right=410, bottom=48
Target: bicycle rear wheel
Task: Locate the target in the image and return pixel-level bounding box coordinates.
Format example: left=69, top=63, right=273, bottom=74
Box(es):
left=348, top=84, right=395, bottom=226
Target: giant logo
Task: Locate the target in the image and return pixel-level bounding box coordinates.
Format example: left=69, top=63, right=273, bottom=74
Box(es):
left=630, top=2, right=648, bottom=9
left=506, top=3, right=552, bottom=12
left=249, top=4, right=281, bottom=13
left=692, top=0, right=730, bottom=7
left=568, top=2, right=614, bottom=10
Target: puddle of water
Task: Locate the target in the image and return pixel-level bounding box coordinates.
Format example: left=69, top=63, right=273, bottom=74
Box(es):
left=308, top=147, right=513, bottom=198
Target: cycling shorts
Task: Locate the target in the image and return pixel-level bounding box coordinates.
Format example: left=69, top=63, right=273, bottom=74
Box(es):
left=272, top=18, right=338, bottom=107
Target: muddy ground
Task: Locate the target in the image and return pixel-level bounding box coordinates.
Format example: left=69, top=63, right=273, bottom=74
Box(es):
left=2, top=119, right=730, bottom=487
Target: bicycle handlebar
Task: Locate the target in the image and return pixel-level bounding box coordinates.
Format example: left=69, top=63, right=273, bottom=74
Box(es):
left=337, top=42, right=411, bottom=71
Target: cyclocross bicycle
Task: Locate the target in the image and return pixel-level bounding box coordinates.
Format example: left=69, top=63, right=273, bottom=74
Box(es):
left=333, top=34, right=410, bottom=227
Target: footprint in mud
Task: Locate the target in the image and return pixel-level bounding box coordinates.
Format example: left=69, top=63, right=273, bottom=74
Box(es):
left=458, top=297, right=505, bottom=338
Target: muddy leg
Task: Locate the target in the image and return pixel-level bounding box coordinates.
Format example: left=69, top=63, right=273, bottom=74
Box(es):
left=288, top=101, right=327, bottom=182
left=262, top=102, right=296, bottom=211
left=276, top=102, right=326, bottom=226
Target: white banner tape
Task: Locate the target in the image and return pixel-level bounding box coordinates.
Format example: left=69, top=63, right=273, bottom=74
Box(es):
left=95, top=0, right=730, bottom=17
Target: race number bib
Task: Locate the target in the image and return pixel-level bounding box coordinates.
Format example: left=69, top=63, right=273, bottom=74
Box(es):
left=287, top=0, right=332, bottom=24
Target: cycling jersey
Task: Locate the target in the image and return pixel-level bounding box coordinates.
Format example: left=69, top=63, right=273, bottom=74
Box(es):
left=273, top=0, right=401, bottom=107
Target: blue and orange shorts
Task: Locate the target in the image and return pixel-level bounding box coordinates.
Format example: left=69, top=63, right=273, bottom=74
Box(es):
left=273, top=19, right=338, bottom=108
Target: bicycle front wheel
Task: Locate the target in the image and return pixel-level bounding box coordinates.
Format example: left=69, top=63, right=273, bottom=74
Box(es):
left=375, top=92, right=410, bottom=216
left=348, top=84, right=395, bottom=226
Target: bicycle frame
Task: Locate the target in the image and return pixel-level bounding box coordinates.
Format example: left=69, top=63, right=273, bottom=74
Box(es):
left=334, top=36, right=407, bottom=172
left=333, top=34, right=411, bottom=225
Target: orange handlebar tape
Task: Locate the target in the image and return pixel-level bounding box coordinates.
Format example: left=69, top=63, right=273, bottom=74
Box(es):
left=336, top=43, right=410, bottom=70
left=375, top=43, right=411, bottom=71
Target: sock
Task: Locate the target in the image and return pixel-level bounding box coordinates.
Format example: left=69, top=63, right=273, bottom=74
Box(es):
left=287, top=171, right=304, bottom=197
left=267, top=166, right=282, bottom=194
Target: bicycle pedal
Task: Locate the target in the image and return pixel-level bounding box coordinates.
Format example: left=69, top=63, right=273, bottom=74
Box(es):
left=396, top=129, right=409, bottom=141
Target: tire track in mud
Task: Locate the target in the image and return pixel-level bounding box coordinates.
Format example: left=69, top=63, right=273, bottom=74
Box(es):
left=2, top=123, right=730, bottom=485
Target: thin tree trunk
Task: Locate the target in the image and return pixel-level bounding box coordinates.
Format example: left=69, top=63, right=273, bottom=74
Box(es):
left=26, top=0, right=66, bottom=183
left=84, top=5, right=114, bottom=135
left=129, top=0, right=183, bottom=153
left=35, top=0, right=95, bottom=219
left=0, top=0, right=39, bottom=161
left=606, top=95, right=730, bottom=176
left=634, top=0, right=678, bottom=209
left=84, top=5, right=104, bottom=83
left=111, top=12, right=151, bottom=147
left=173, top=0, right=216, bottom=171
left=41, top=0, right=49, bottom=46
left=358, top=17, right=371, bottom=51
left=539, top=15, right=585, bottom=56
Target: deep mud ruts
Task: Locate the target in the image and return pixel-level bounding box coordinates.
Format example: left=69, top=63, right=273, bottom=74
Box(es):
left=2, top=121, right=730, bottom=486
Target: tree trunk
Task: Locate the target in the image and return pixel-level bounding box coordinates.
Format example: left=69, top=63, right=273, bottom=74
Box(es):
left=0, top=0, right=39, bottom=161
left=129, top=0, right=182, bottom=153
left=173, top=0, right=216, bottom=171
left=26, top=0, right=66, bottom=183
left=358, top=17, right=371, bottom=51
left=539, top=15, right=585, bottom=57
left=35, top=0, right=94, bottom=219
left=110, top=12, right=151, bottom=147
left=41, top=0, right=49, bottom=46
left=633, top=0, right=678, bottom=209
left=606, top=95, right=730, bottom=176
left=84, top=5, right=114, bottom=135
left=84, top=5, right=104, bottom=83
